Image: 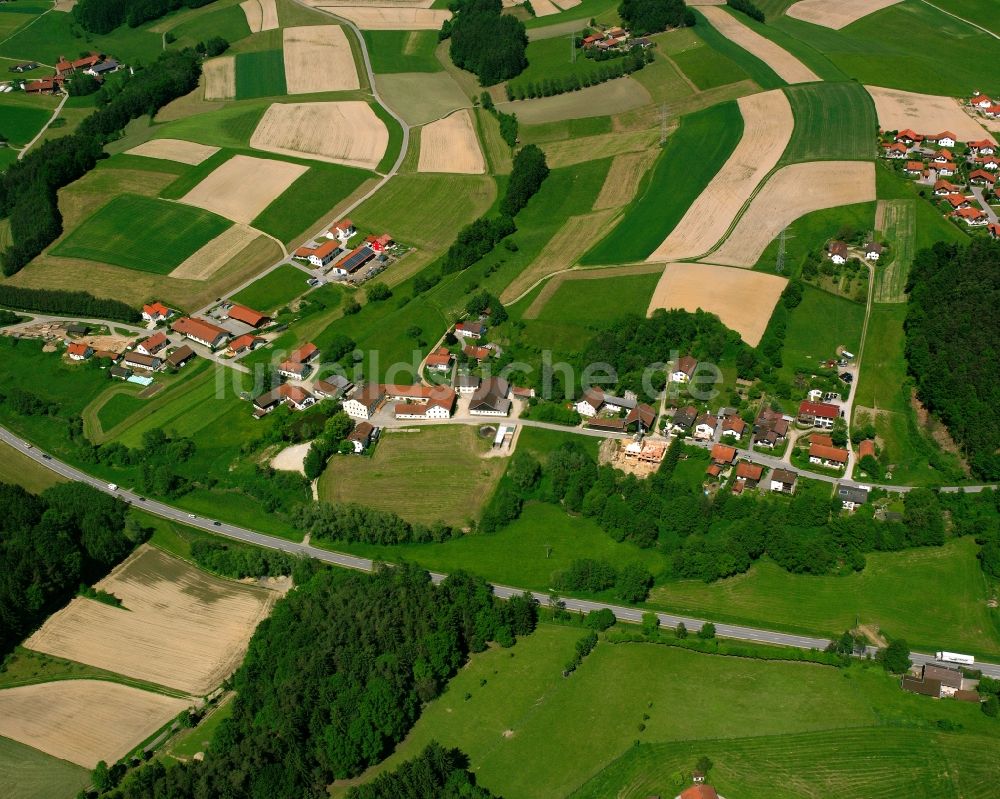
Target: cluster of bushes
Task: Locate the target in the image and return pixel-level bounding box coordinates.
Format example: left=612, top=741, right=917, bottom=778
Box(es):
left=727, top=0, right=764, bottom=23
left=479, top=450, right=540, bottom=533
left=479, top=91, right=517, bottom=147
left=189, top=539, right=299, bottom=580
left=618, top=0, right=693, bottom=34
left=195, top=37, right=229, bottom=57
left=78, top=427, right=198, bottom=498
left=520, top=399, right=581, bottom=426
left=0, top=482, right=136, bottom=658
left=506, top=48, right=652, bottom=101
left=905, top=239, right=1000, bottom=479
left=96, top=566, right=536, bottom=798
left=552, top=558, right=654, bottom=603
left=75, top=0, right=212, bottom=33
left=563, top=630, right=599, bottom=675
left=346, top=743, right=498, bottom=799
left=442, top=0, right=528, bottom=85
left=438, top=144, right=549, bottom=276
left=0, top=285, right=140, bottom=322
left=303, top=411, right=356, bottom=480
left=0, top=309, right=18, bottom=327
left=608, top=629, right=848, bottom=667
left=294, top=501, right=457, bottom=545
left=0, top=50, right=201, bottom=277
left=0, top=385, right=59, bottom=416
left=756, top=279, right=804, bottom=370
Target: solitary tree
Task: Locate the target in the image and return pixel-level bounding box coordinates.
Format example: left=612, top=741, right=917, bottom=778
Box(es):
left=880, top=639, right=911, bottom=673
left=698, top=622, right=716, bottom=640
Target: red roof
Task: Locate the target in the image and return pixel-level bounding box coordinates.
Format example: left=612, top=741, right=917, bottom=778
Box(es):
left=736, top=462, right=763, bottom=480
left=930, top=131, right=956, bottom=140
left=811, top=433, right=833, bottom=447
left=905, top=160, right=924, bottom=172
left=463, top=344, right=490, bottom=360
left=425, top=352, right=452, bottom=367
left=331, top=218, right=353, bottom=231
left=138, top=332, right=168, bottom=352
left=710, top=444, right=737, bottom=464
left=859, top=439, right=876, bottom=459
left=279, top=360, right=308, bottom=376
left=143, top=301, right=169, bottom=318
left=676, top=354, right=698, bottom=376
left=969, top=139, right=996, bottom=149
left=809, top=443, right=848, bottom=463
left=680, top=786, right=719, bottom=799
left=172, top=316, right=228, bottom=343
left=896, top=129, right=922, bottom=141
left=227, top=304, right=269, bottom=327
left=969, top=169, right=996, bottom=183
left=229, top=333, right=261, bottom=352
left=67, top=342, right=90, bottom=357
left=799, top=400, right=839, bottom=419
left=278, top=383, right=312, bottom=404
left=955, top=207, right=986, bottom=219
left=289, top=342, right=318, bottom=363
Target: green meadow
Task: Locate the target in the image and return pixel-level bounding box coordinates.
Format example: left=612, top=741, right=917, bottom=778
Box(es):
left=778, top=285, right=865, bottom=378
left=230, top=263, right=310, bottom=312
left=362, top=30, right=443, bottom=73
left=0, top=736, right=89, bottom=799
left=234, top=50, right=287, bottom=99
left=780, top=81, right=877, bottom=164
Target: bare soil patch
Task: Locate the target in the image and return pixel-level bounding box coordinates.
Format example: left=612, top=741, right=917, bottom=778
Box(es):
left=542, top=129, right=659, bottom=169
left=181, top=154, right=308, bottom=224
left=418, top=110, right=485, bottom=174
left=647, top=261, right=787, bottom=346
left=530, top=0, right=560, bottom=14
left=495, top=78, right=651, bottom=125
left=786, top=0, right=901, bottom=30
left=25, top=546, right=277, bottom=695
left=170, top=224, right=263, bottom=280
left=501, top=209, right=617, bottom=303
left=322, top=6, right=451, bottom=29
left=203, top=57, right=236, bottom=101
left=865, top=86, right=993, bottom=142
left=0, top=681, right=191, bottom=769
left=283, top=26, right=360, bottom=94
left=126, top=138, right=220, bottom=166
left=250, top=101, right=388, bottom=169
left=700, top=6, right=820, bottom=84
left=271, top=441, right=310, bottom=474
left=593, top=149, right=659, bottom=210
left=707, top=161, right=876, bottom=268
left=648, top=89, right=793, bottom=262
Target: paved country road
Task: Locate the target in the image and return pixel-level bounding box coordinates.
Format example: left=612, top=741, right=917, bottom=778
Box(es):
left=3, top=426, right=999, bottom=679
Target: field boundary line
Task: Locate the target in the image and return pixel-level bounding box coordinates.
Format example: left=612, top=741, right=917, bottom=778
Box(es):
left=915, top=0, right=999, bottom=39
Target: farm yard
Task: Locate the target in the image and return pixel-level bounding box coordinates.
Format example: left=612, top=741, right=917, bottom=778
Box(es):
left=646, top=262, right=787, bottom=346
left=24, top=546, right=277, bottom=695
left=318, top=426, right=506, bottom=527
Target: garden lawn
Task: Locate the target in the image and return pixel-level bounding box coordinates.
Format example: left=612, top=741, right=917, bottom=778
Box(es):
left=230, top=264, right=309, bottom=311
left=362, top=30, right=442, bottom=72
left=234, top=50, right=287, bottom=99
left=780, top=81, right=876, bottom=164
left=582, top=101, right=743, bottom=265
left=331, top=501, right=669, bottom=590
left=0, top=735, right=90, bottom=799
left=318, top=425, right=505, bottom=527
left=779, top=285, right=864, bottom=378
left=650, top=537, right=1000, bottom=658
left=52, top=194, right=232, bottom=273
left=0, top=440, right=65, bottom=494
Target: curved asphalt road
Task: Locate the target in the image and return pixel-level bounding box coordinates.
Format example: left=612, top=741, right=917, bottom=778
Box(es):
left=3, top=425, right=998, bottom=678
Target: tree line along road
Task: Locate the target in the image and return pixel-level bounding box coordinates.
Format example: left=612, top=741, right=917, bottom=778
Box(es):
left=2, top=425, right=998, bottom=678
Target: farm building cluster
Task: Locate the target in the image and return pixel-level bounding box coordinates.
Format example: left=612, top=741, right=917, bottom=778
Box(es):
left=292, top=218, right=398, bottom=283
left=579, top=25, right=651, bottom=53
left=19, top=51, right=121, bottom=94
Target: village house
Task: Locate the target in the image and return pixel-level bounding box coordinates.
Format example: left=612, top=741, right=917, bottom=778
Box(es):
left=314, top=375, right=353, bottom=399
left=625, top=403, right=657, bottom=433
left=110, top=365, right=132, bottom=380
left=327, top=218, right=355, bottom=242
left=932, top=161, right=957, bottom=177
left=989, top=222, right=1000, bottom=239
left=954, top=207, right=988, bottom=226
left=388, top=384, right=456, bottom=420
left=837, top=483, right=869, bottom=511
left=85, top=59, right=119, bottom=78
left=858, top=439, right=876, bottom=460
left=979, top=155, right=1000, bottom=170
left=753, top=408, right=789, bottom=448
left=670, top=405, right=698, bottom=434
left=770, top=467, right=797, bottom=494
left=863, top=242, right=883, bottom=261
left=454, top=321, right=486, bottom=340
left=289, top=342, right=319, bottom=365
left=932, top=149, right=953, bottom=163
left=904, top=160, right=925, bottom=176
left=165, top=345, right=196, bottom=369
left=343, top=383, right=386, bottom=419
left=733, top=461, right=763, bottom=494
left=66, top=342, right=93, bottom=361
left=470, top=377, right=511, bottom=416
left=671, top=354, right=698, bottom=383
left=172, top=317, right=230, bottom=349
left=942, top=193, right=972, bottom=210
left=827, top=240, right=848, bottom=265
left=927, top=131, right=957, bottom=148
left=122, top=351, right=162, bottom=372
left=798, top=400, right=840, bottom=429
left=364, top=233, right=394, bottom=253
left=586, top=417, right=626, bottom=432
left=721, top=415, right=746, bottom=439
left=278, top=360, right=310, bottom=380
left=454, top=374, right=481, bottom=394
left=295, top=239, right=342, bottom=268
left=135, top=332, right=168, bottom=357
left=331, top=244, right=377, bottom=277
left=346, top=421, right=375, bottom=453
left=463, top=343, right=491, bottom=362
left=575, top=387, right=636, bottom=417
left=226, top=304, right=270, bottom=328
left=933, top=179, right=959, bottom=195
left=678, top=783, right=723, bottom=799
left=142, top=302, right=171, bottom=323
left=56, top=52, right=101, bottom=77
left=694, top=413, right=717, bottom=441
left=971, top=93, right=994, bottom=110
left=710, top=443, right=737, bottom=466
left=809, top=442, right=848, bottom=469
left=226, top=334, right=265, bottom=356
left=902, top=663, right=966, bottom=699
left=883, top=141, right=908, bottom=159
left=425, top=346, right=453, bottom=372
left=23, top=76, right=64, bottom=94
left=894, top=129, right=923, bottom=144
left=968, top=139, right=996, bottom=155
left=253, top=383, right=315, bottom=416
left=969, top=169, right=997, bottom=186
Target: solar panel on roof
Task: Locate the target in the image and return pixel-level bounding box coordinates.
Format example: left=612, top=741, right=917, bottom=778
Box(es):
left=339, top=246, right=375, bottom=273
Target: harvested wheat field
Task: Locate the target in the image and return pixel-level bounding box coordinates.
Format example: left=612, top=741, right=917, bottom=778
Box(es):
left=283, top=26, right=359, bottom=94
left=708, top=161, right=876, bottom=268
left=865, top=86, right=993, bottom=142
left=181, top=155, right=307, bottom=224
left=203, top=56, right=236, bottom=100
left=593, top=149, right=659, bottom=210
left=418, top=110, right=485, bottom=174
left=701, top=7, right=819, bottom=84
left=0, top=681, right=191, bottom=769
left=542, top=129, right=658, bottom=168
left=552, top=0, right=581, bottom=8
left=170, top=224, right=262, bottom=279
left=787, top=0, right=900, bottom=29
left=647, top=262, right=786, bottom=346
left=240, top=0, right=279, bottom=31
left=323, top=7, right=451, bottom=29
left=25, top=546, right=277, bottom=695
left=529, top=0, right=560, bottom=14
left=250, top=101, right=388, bottom=169
left=126, top=138, right=220, bottom=166
left=648, top=89, right=793, bottom=262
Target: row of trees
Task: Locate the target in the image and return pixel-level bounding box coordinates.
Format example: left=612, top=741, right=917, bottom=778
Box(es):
left=293, top=501, right=457, bottom=545
left=0, top=285, right=139, bottom=322
left=75, top=0, right=213, bottom=33
left=0, top=482, right=136, bottom=658
left=0, top=49, right=201, bottom=276
left=96, top=565, right=537, bottom=798
left=505, top=48, right=652, bottom=102
left=618, top=0, right=693, bottom=34
left=905, top=239, right=1000, bottom=480
left=189, top=539, right=300, bottom=580
left=444, top=0, right=528, bottom=85
left=727, top=0, right=765, bottom=23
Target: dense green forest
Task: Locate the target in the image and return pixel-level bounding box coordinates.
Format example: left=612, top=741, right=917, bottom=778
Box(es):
left=345, top=743, right=498, bottom=799
left=75, top=0, right=214, bottom=33
left=98, top=565, right=537, bottom=798
left=618, top=0, right=693, bottom=33
left=905, top=239, right=1000, bottom=480
left=0, top=482, right=135, bottom=658
left=444, top=0, right=528, bottom=85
